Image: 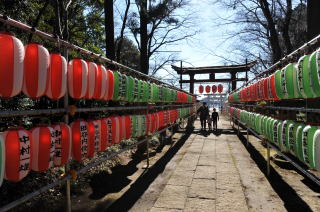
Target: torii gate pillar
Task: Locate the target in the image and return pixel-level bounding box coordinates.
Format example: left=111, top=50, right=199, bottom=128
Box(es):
left=231, top=72, right=237, bottom=91
left=189, top=73, right=195, bottom=94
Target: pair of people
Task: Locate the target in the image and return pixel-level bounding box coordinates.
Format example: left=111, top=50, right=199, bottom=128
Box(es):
left=207, top=108, right=219, bottom=131
left=197, top=102, right=219, bottom=131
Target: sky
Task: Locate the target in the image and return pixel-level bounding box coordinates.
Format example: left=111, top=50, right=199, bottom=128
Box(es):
left=114, top=0, right=242, bottom=95
left=154, top=0, right=239, bottom=95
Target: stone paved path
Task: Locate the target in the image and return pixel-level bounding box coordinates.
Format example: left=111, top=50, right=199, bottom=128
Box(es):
left=142, top=116, right=285, bottom=212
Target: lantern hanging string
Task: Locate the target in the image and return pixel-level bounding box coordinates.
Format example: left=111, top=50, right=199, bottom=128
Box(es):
left=0, top=14, right=195, bottom=97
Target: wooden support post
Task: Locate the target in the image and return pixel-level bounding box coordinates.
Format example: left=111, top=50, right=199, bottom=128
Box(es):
left=146, top=103, right=151, bottom=168
left=63, top=47, right=71, bottom=212
left=237, top=121, right=240, bottom=135
left=180, top=61, right=183, bottom=89
left=246, top=128, right=249, bottom=147
left=146, top=139, right=150, bottom=168
left=267, top=140, right=271, bottom=176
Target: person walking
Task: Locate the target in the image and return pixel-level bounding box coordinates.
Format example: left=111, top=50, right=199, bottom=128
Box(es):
left=207, top=115, right=212, bottom=131
left=212, top=108, right=219, bottom=131
left=197, top=102, right=209, bottom=130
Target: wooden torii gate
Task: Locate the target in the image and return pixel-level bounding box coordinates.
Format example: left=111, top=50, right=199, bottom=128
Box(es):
left=172, top=61, right=256, bottom=94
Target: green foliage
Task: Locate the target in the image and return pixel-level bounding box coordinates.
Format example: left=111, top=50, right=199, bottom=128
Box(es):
left=0, top=0, right=140, bottom=130
left=116, top=37, right=140, bottom=70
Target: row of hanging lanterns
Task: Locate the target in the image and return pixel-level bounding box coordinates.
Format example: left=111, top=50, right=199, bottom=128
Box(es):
left=198, top=84, right=224, bottom=94
left=229, top=48, right=320, bottom=103
left=0, top=107, right=194, bottom=186
left=0, top=33, right=194, bottom=103
left=229, top=107, right=320, bottom=172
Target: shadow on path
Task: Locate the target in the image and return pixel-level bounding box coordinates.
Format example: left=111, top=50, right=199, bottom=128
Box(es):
left=236, top=128, right=316, bottom=212
left=93, top=131, right=192, bottom=212
left=88, top=152, right=154, bottom=200
left=192, top=128, right=246, bottom=137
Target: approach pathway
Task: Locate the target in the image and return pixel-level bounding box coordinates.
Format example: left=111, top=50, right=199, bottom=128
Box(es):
left=131, top=115, right=286, bottom=212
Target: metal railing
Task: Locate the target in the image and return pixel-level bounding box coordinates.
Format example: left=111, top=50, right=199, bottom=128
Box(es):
left=0, top=113, right=196, bottom=212
left=230, top=116, right=320, bottom=187
left=229, top=103, right=320, bottom=114
left=0, top=14, right=195, bottom=97
left=230, top=33, right=320, bottom=94
left=0, top=103, right=195, bottom=118
left=0, top=13, right=198, bottom=212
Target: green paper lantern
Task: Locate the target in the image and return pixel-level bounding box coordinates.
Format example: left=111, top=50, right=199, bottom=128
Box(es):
left=309, top=49, right=320, bottom=97
left=275, top=69, right=284, bottom=99
left=297, top=54, right=315, bottom=98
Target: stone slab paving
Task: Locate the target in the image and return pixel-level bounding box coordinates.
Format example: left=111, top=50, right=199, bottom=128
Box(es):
left=147, top=116, right=286, bottom=212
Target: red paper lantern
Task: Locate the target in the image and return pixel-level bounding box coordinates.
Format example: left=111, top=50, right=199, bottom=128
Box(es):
left=158, top=111, right=165, bottom=129
left=254, top=82, right=259, bottom=101
left=3, top=128, right=32, bottom=182
left=119, top=116, right=126, bottom=141
left=100, top=118, right=110, bottom=151
left=263, top=78, right=269, bottom=100
left=125, top=115, right=132, bottom=140
left=205, top=85, right=211, bottom=93
left=105, top=117, right=114, bottom=146
left=199, top=85, right=204, bottom=94
left=212, top=85, right=217, bottom=93
left=176, top=91, right=180, bottom=103
left=218, top=84, right=223, bottom=93
left=103, top=117, right=120, bottom=145
left=152, top=113, right=160, bottom=132
left=0, top=135, right=4, bottom=187
left=87, top=120, right=101, bottom=158
left=146, top=114, right=151, bottom=135
left=68, top=59, right=88, bottom=99
left=31, top=126, right=55, bottom=172
left=85, top=61, right=98, bottom=99
left=104, top=70, right=114, bottom=100
left=93, top=64, right=108, bottom=99
left=270, top=74, right=279, bottom=101
left=165, top=110, right=170, bottom=126
left=71, top=120, right=89, bottom=161
left=150, top=114, right=155, bottom=133
left=111, top=117, right=121, bottom=144
left=147, top=114, right=153, bottom=133
left=23, top=43, right=49, bottom=98
left=154, top=113, right=158, bottom=132
left=52, top=124, right=71, bottom=167
left=0, top=33, right=24, bottom=98
left=46, top=53, right=67, bottom=99
left=156, top=113, right=161, bottom=130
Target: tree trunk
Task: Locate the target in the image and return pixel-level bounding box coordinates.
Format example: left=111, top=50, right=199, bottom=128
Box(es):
left=139, top=0, right=149, bottom=74
left=104, top=0, right=115, bottom=60
left=307, top=0, right=320, bottom=40
left=282, top=0, right=293, bottom=54
left=28, top=0, right=50, bottom=42
left=116, top=0, right=130, bottom=62
left=260, top=0, right=283, bottom=63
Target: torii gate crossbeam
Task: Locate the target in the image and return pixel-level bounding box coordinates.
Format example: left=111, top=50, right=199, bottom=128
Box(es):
left=172, top=61, right=256, bottom=94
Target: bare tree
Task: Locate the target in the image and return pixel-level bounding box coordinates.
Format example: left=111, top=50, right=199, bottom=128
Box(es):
left=128, top=0, right=197, bottom=75
left=212, top=0, right=307, bottom=73
left=115, top=0, right=131, bottom=62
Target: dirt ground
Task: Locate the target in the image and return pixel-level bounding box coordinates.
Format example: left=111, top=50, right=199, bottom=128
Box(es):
left=69, top=115, right=320, bottom=212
